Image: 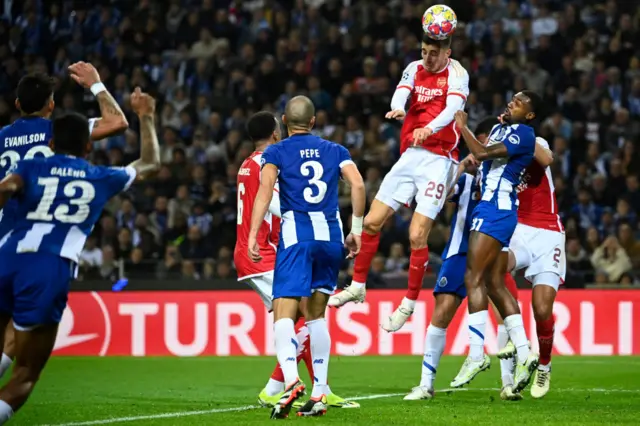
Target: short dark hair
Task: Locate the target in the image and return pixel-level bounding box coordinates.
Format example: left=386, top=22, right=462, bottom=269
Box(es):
left=475, top=117, right=499, bottom=136
left=422, top=34, right=452, bottom=50
left=521, top=90, right=542, bottom=117
left=246, top=111, right=277, bottom=141
left=16, top=73, right=55, bottom=114
left=52, top=113, right=90, bottom=156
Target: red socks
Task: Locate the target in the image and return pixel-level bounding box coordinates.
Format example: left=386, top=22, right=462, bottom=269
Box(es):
left=504, top=273, right=518, bottom=300
left=270, top=318, right=313, bottom=382
left=536, top=317, right=555, bottom=366
left=352, top=232, right=381, bottom=283
left=406, top=247, right=429, bottom=301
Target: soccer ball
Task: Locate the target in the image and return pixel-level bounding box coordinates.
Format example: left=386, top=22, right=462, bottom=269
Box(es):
left=422, top=4, right=457, bottom=40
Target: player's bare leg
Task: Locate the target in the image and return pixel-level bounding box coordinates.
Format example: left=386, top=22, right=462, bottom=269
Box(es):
left=297, top=291, right=331, bottom=417
left=530, top=281, right=557, bottom=399
left=485, top=250, right=538, bottom=392
left=381, top=211, right=432, bottom=332
left=328, top=200, right=394, bottom=307
left=270, top=297, right=306, bottom=419
left=405, top=293, right=462, bottom=400
left=0, top=323, right=58, bottom=424
left=0, top=324, right=15, bottom=379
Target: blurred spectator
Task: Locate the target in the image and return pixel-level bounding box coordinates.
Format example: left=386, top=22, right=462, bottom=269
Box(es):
left=590, top=236, right=633, bottom=283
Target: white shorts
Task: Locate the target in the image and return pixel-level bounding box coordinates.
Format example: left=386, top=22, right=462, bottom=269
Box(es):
left=241, top=271, right=274, bottom=311
left=509, top=223, right=566, bottom=291
left=375, top=148, right=457, bottom=219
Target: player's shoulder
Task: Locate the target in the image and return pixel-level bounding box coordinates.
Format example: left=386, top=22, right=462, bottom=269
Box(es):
left=510, top=123, right=536, bottom=141
left=447, top=58, right=469, bottom=78
left=402, top=60, right=424, bottom=78
left=535, top=136, right=550, bottom=149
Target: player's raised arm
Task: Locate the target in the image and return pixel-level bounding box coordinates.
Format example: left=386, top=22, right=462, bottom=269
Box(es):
left=534, top=137, right=553, bottom=167
left=386, top=61, right=419, bottom=121
left=127, top=88, right=161, bottom=181
left=340, top=160, right=365, bottom=258
left=249, top=163, right=278, bottom=262
left=454, top=111, right=508, bottom=161
left=68, top=62, right=128, bottom=141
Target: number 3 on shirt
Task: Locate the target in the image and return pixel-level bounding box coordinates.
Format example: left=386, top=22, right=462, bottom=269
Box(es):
left=300, top=160, right=327, bottom=204
left=470, top=217, right=484, bottom=232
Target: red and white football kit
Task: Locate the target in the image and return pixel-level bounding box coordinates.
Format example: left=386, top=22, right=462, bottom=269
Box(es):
left=234, top=151, right=281, bottom=310
left=376, top=58, right=469, bottom=219
left=509, top=137, right=566, bottom=290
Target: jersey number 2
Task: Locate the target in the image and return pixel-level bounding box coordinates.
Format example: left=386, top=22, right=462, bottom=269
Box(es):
left=300, top=161, right=327, bottom=204
left=27, top=177, right=96, bottom=224
left=0, top=146, right=53, bottom=171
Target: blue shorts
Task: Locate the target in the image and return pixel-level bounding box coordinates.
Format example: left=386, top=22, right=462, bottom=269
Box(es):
left=273, top=240, right=345, bottom=299
left=471, top=201, right=518, bottom=248
left=0, top=252, right=73, bottom=328
left=434, top=253, right=467, bottom=299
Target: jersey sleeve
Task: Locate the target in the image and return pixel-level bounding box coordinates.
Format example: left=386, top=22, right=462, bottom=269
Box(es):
left=535, top=137, right=550, bottom=149
left=337, top=144, right=354, bottom=169
left=88, top=118, right=98, bottom=135
left=397, top=60, right=420, bottom=91
left=447, top=60, right=470, bottom=101
left=105, top=166, right=137, bottom=197
left=261, top=145, right=281, bottom=171
left=449, top=174, right=467, bottom=204
left=504, top=126, right=535, bottom=158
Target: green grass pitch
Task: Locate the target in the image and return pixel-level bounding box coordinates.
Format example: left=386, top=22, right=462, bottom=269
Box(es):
left=10, top=356, right=640, bottom=425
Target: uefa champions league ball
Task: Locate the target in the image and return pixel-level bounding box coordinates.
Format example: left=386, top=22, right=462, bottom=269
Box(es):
left=422, top=4, right=458, bottom=40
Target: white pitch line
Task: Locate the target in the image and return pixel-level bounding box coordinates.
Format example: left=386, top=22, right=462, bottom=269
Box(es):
left=40, top=387, right=640, bottom=426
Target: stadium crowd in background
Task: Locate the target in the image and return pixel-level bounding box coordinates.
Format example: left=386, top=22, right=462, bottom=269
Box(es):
left=1, top=0, right=639, bottom=287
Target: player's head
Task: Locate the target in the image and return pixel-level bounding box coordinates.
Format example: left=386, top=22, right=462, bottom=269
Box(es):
left=15, top=73, right=55, bottom=117
left=475, top=117, right=500, bottom=145
left=51, top=113, right=91, bottom=157
left=421, top=34, right=452, bottom=73
left=283, top=95, right=316, bottom=133
left=503, top=90, right=541, bottom=124
left=246, top=111, right=281, bottom=148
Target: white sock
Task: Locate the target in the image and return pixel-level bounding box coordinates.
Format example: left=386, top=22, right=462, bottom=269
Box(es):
left=467, top=310, right=488, bottom=361
left=539, top=363, right=551, bottom=372
left=307, top=318, right=331, bottom=398
left=497, top=325, right=515, bottom=387
left=274, top=318, right=299, bottom=385
left=504, top=314, right=530, bottom=364
left=420, top=324, right=446, bottom=389
left=351, top=281, right=365, bottom=289
left=0, top=400, right=13, bottom=424
left=0, top=354, right=12, bottom=378
left=265, top=378, right=285, bottom=396
left=401, top=297, right=416, bottom=311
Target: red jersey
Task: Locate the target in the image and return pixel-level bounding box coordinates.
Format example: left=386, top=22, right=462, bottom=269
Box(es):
left=516, top=138, right=564, bottom=232
left=397, top=59, right=469, bottom=159
left=234, top=151, right=280, bottom=279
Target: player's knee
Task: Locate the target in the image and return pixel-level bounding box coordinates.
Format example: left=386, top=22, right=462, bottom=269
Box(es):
left=408, top=231, right=427, bottom=249
left=363, top=215, right=383, bottom=234
left=464, top=268, right=482, bottom=288
left=532, top=300, right=553, bottom=322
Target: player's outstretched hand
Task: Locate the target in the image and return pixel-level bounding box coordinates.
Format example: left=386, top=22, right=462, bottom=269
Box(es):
left=68, top=61, right=101, bottom=89
left=412, top=127, right=432, bottom=145
left=454, top=110, right=468, bottom=128
left=130, top=88, right=156, bottom=117
left=385, top=109, right=406, bottom=121
left=248, top=238, right=262, bottom=263
left=345, top=233, right=361, bottom=259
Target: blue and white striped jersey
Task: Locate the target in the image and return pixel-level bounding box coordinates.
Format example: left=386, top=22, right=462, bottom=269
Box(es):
left=480, top=123, right=535, bottom=210
left=0, top=117, right=97, bottom=239
left=442, top=173, right=481, bottom=259
left=0, top=154, right=135, bottom=262
left=261, top=133, right=353, bottom=249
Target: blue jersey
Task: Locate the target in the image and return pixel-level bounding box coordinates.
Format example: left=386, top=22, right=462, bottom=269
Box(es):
left=0, top=117, right=96, bottom=239
left=480, top=123, right=535, bottom=210
left=0, top=154, right=135, bottom=263
left=262, top=134, right=353, bottom=249
left=442, top=173, right=481, bottom=259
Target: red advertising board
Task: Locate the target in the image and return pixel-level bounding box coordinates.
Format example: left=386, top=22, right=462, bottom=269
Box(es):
left=53, top=290, right=640, bottom=356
